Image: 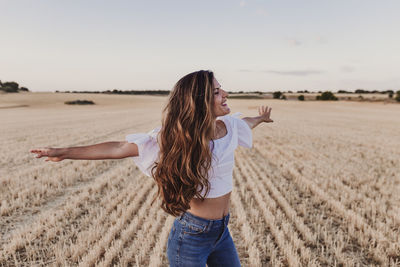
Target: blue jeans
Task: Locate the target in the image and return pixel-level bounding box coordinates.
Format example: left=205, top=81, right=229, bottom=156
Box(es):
left=166, top=211, right=241, bottom=267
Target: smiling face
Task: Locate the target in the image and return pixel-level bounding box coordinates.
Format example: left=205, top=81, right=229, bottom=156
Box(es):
left=212, top=77, right=230, bottom=117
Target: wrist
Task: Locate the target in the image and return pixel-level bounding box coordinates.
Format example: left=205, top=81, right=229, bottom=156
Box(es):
left=255, top=115, right=264, bottom=125
left=56, top=148, right=68, bottom=159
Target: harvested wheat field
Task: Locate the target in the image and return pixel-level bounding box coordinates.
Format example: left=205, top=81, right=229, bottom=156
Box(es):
left=1, top=93, right=399, bottom=266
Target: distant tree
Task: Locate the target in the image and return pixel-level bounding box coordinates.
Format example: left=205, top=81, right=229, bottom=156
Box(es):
left=19, top=87, right=29, bottom=92
left=338, top=90, right=351, bottom=94
left=2, top=81, right=19, bottom=89
left=0, top=81, right=19, bottom=93
left=355, top=89, right=370, bottom=94
left=389, top=92, right=393, bottom=98
left=250, top=91, right=263, bottom=95
left=317, top=91, right=322, bottom=93
left=0, top=86, right=18, bottom=93
left=304, top=90, right=309, bottom=93
left=395, top=90, right=400, bottom=102
left=288, top=90, right=293, bottom=93
left=298, top=95, right=305, bottom=101
left=316, top=91, right=338, bottom=101
left=273, top=91, right=282, bottom=99
left=281, top=94, right=286, bottom=100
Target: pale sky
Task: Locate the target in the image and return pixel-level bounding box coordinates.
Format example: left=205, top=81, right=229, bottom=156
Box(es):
left=1, top=0, right=399, bottom=92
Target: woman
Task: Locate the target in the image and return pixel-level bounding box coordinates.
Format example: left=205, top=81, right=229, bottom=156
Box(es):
left=30, top=70, right=273, bottom=266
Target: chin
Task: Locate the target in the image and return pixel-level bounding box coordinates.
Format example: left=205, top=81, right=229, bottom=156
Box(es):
left=214, top=106, right=230, bottom=117
left=220, top=108, right=230, bottom=116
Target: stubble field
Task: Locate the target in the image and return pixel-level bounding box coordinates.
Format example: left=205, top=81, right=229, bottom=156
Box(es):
left=1, top=93, right=399, bottom=266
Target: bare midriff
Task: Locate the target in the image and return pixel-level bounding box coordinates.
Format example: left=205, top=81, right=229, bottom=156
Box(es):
left=187, top=192, right=231, bottom=220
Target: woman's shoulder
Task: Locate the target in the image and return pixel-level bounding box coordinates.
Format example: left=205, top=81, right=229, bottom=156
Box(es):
left=218, top=112, right=242, bottom=125
left=125, top=126, right=161, bottom=145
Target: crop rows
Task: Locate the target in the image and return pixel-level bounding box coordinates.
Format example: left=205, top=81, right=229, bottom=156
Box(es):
left=1, top=98, right=399, bottom=266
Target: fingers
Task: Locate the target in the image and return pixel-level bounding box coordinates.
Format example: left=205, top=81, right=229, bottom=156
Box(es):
left=259, top=105, right=264, bottom=114
left=258, top=105, right=272, bottom=114
left=30, top=148, right=48, bottom=154
left=31, top=148, right=60, bottom=162
left=30, top=148, right=49, bottom=159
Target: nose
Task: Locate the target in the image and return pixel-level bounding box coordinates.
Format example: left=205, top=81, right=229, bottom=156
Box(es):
left=222, top=89, right=229, bottom=98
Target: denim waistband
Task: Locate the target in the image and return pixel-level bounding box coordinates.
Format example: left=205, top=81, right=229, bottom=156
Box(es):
left=178, top=211, right=230, bottom=230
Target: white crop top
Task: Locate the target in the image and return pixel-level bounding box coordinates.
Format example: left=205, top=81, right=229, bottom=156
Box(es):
left=125, top=112, right=252, bottom=198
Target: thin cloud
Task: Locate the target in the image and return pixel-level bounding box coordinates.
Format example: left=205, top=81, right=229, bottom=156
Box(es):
left=266, top=70, right=323, bottom=76
left=238, top=69, right=324, bottom=76
left=340, top=65, right=355, bottom=73
left=238, top=69, right=254, bottom=72
left=288, top=38, right=302, bottom=46
left=256, top=8, right=268, bottom=16
left=315, top=35, right=328, bottom=44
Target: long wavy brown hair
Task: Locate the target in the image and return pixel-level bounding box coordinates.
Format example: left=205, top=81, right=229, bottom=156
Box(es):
left=150, top=70, right=217, bottom=216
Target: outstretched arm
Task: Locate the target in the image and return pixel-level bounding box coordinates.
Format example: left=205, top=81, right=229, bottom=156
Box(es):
left=30, top=141, right=139, bottom=162
left=242, top=105, right=273, bottom=129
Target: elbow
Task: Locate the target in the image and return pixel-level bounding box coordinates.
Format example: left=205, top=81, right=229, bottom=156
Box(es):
left=118, top=141, right=139, bottom=158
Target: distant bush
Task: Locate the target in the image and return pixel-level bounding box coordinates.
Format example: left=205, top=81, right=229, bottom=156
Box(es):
left=247, top=91, right=263, bottom=95
left=354, top=89, right=381, bottom=94
left=64, top=100, right=95, bottom=105
left=389, top=92, right=393, bottom=98
left=296, top=90, right=309, bottom=93
left=273, top=91, right=282, bottom=99
left=298, top=95, right=305, bottom=101
left=316, top=91, right=338, bottom=101
left=0, top=86, right=18, bottom=93
left=2, top=82, right=19, bottom=89
left=338, top=90, right=351, bottom=94
left=281, top=95, right=286, bottom=100
left=395, top=91, right=400, bottom=102
left=104, top=89, right=169, bottom=95
left=0, top=80, right=29, bottom=93
left=384, top=90, right=394, bottom=95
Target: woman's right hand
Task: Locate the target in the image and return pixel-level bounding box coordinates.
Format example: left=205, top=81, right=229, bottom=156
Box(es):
left=30, top=148, right=64, bottom=162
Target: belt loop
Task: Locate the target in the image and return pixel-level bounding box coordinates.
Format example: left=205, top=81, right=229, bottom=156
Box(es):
left=207, top=221, right=212, bottom=232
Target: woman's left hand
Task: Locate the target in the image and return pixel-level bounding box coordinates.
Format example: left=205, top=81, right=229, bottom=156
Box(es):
left=259, top=105, right=273, bottom=123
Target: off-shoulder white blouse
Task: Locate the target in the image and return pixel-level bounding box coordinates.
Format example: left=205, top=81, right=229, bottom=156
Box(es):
left=125, top=112, right=252, bottom=198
